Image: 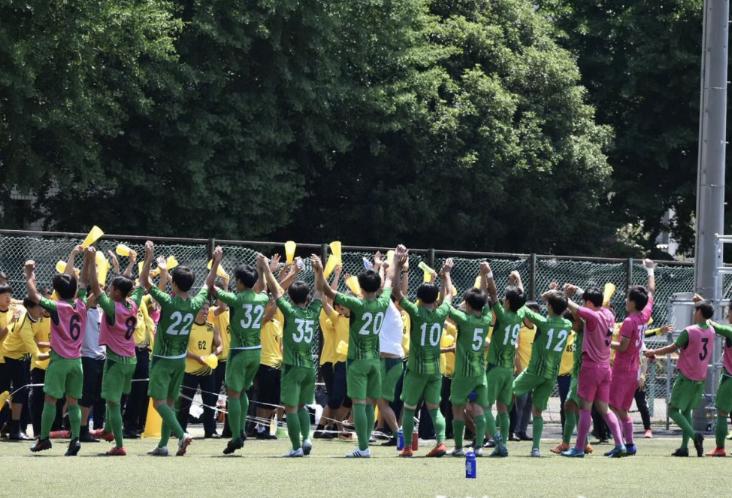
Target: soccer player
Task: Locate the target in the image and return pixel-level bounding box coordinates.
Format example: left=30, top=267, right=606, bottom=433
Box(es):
left=607, top=259, right=655, bottom=456
left=78, top=292, right=105, bottom=442
left=30, top=291, right=52, bottom=438
left=26, top=245, right=93, bottom=455
left=260, top=253, right=322, bottom=456
left=448, top=262, right=494, bottom=457
left=511, top=303, right=539, bottom=442
left=208, top=275, right=230, bottom=439
left=313, top=247, right=394, bottom=458
left=484, top=270, right=526, bottom=457
left=208, top=249, right=269, bottom=455
left=645, top=297, right=715, bottom=457
left=708, top=307, right=732, bottom=456
left=513, top=289, right=573, bottom=457
left=391, top=251, right=452, bottom=458
left=561, top=284, right=626, bottom=458
left=141, top=241, right=216, bottom=456
left=86, top=248, right=144, bottom=455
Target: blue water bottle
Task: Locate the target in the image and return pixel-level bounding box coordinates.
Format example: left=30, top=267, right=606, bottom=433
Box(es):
left=396, top=428, right=404, bottom=450
left=465, top=450, right=476, bottom=479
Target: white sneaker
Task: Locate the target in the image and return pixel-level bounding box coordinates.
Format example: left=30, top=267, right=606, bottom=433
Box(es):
left=451, top=448, right=465, bottom=457
left=530, top=447, right=541, bottom=458
left=302, top=439, right=313, bottom=456
left=346, top=447, right=372, bottom=458
left=176, top=433, right=193, bottom=456
left=474, top=448, right=484, bottom=457
left=286, top=448, right=304, bottom=457
left=147, top=447, right=169, bottom=457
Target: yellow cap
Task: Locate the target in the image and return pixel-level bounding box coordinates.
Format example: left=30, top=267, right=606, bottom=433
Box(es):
left=81, top=225, right=104, bottom=249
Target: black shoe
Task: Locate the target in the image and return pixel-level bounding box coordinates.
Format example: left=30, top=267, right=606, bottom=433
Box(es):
left=671, top=447, right=689, bottom=457
left=509, top=433, right=521, bottom=442
left=517, top=432, right=532, bottom=441
left=8, top=432, right=32, bottom=442
left=30, top=438, right=52, bottom=453
left=484, top=439, right=496, bottom=448
left=255, top=431, right=276, bottom=440
left=313, top=428, right=326, bottom=439
left=381, top=437, right=397, bottom=447
left=65, top=438, right=81, bottom=456
left=693, top=433, right=704, bottom=457
left=205, top=432, right=221, bottom=439
left=79, top=432, right=99, bottom=443
left=123, top=430, right=141, bottom=439
left=223, top=437, right=244, bottom=455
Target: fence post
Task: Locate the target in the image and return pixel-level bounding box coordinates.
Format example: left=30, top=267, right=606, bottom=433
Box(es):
left=626, top=257, right=634, bottom=292
left=529, top=253, right=537, bottom=301
left=429, top=248, right=436, bottom=268
left=207, top=238, right=215, bottom=259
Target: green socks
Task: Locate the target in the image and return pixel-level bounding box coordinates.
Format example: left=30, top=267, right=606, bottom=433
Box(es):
left=453, top=420, right=465, bottom=449
left=716, top=414, right=728, bottom=449
left=156, top=403, right=185, bottom=440
left=108, top=402, right=124, bottom=448
left=287, top=412, right=302, bottom=450
left=429, top=408, right=446, bottom=444
left=298, top=408, right=310, bottom=441
left=68, top=404, right=81, bottom=439
left=532, top=415, right=544, bottom=450
left=402, top=408, right=416, bottom=448
left=498, top=411, right=510, bottom=445
left=159, top=421, right=170, bottom=448
left=473, top=414, right=486, bottom=448
left=670, top=408, right=694, bottom=449
left=240, top=394, right=249, bottom=431
left=228, top=397, right=242, bottom=440
left=40, top=401, right=57, bottom=439
left=353, top=403, right=369, bottom=451
left=563, top=411, right=577, bottom=444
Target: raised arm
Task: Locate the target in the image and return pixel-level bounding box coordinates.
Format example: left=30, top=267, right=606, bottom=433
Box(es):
left=257, top=253, right=282, bottom=300
left=24, top=260, right=42, bottom=304
left=311, top=254, right=336, bottom=301
left=392, top=248, right=408, bottom=302
left=643, top=258, right=656, bottom=295
left=509, top=270, right=523, bottom=293
left=140, top=241, right=154, bottom=291
left=330, top=264, right=343, bottom=292
left=65, top=244, right=82, bottom=277
left=123, top=249, right=137, bottom=278
left=439, top=258, right=454, bottom=305
left=79, top=246, right=94, bottom=289
left=563, top=283, right=580, bottom=313
left=213, top=323, right=223, bottom=356
left=87, top=247, right=103, bottom=298
left=207, top=246, right=223, bottom=290
left=480, top=262, right=497, bottom=304
left=278, top=261, right=301, bottom=291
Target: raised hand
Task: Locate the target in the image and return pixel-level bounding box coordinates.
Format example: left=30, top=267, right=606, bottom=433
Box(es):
left=269, top=253, right=281, bottom=272
left=479, top=261, right=492, bottom=275
left=212, top=245, right=223, bottom=263
left=24, top=260, right=36, bottom=279
left=643, top=258, right=656, bottom=270
left=563, top=283, right=577, bottom=297
left=156, top=255, right=167, bottom=271
left=310, top=254, right=324, bottom=273
left=144, top=241, right=154, bottom=260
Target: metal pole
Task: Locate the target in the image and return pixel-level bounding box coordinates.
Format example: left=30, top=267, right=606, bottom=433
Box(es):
left=693, top=0, right=729, bottom=431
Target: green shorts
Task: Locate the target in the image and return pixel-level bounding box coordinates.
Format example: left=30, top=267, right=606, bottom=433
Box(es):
left=485, top=365, right=513, bottom=407
left=716, top=373, right=732, bottom=413
left=225, top=349, right=261, bottom=393
left=450, top=374, right=487, bottom=406
left=280, top=365, right=315, bottom=407
left=670, top=373, right=705, bottom=412
left=346, top=358, right=382, bottom=400
left=567, top=375, right=580, bottom=405
left=101, top=352, right=137, bottom=402
left=44, top=351, right=83, bottom=399
left=380, top=358, right=404, bottom=402
left=513, top=371, right=554, bottom=412
left=401, top=369, right=442, bottom=406
left=148, top=357, right=185, bottom=401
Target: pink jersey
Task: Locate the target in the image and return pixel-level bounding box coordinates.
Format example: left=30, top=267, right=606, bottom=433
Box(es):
left=723, top=338, right=732, bottom=376
left=51, top=299, right=88, bottom=359
left=100, top=299, right=139, bottom=357
left=613, top=294, right=653, bottom=375
left=577, top=306, right=615, bottom=366
left=677, top=324, right=715, bottom=381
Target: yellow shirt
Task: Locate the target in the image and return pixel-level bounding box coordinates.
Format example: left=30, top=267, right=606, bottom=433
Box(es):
left=516, top=325, right=536, bottom=371
left=0, top=306, right=16, bottom=363
left=559, top=330, right=576, bottom=376
left=185, top=322, right=215, bottom=374
left=440, top=320, right=458, bottom=377
left=2, top=310, right=42, bottom=360
left=319, top=309, right=338, bottom=365
left=133, top=299, right=155, bottom=347
left=610, top=323, right=622, bottom=364
left=32, top=316, right=51, bottom=370
left=209, top=307, right=231, bottom=360
left=260, top=309, right=283, bottom=369
left=401, top=310, right=411, bottom=357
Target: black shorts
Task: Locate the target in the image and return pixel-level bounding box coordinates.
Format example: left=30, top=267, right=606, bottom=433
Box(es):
left=321, top=361, right=347, bottom=410
left=1, top=357, right=31, bottom=404
left=80, top=357, right=105, bottom=407
left=255, top=365, right=281, bottom=406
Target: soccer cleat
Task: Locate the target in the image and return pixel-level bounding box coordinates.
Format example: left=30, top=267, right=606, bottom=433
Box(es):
left=644, top=429, right=653, bottom=439
left=381, top=437, right=397, bottom=447
left=551, top=442, right=569, bottom=454
left=530, top=448, right=541, bottom=458
left=147, top=447, right=169, bottom=457
left=671, top=448, right=689, bottom=457
left=605, top=445, right=627, bottom=458
left=205, top=432, right=221, bottom=439
left=30, top=438, right=52, bottom=453
left=104, top=447, right=127, bottom=456
left=489, top=445, right=508, bottom=458
left=450, top=448, right=465, bottom=457
left=474, top=448, right=484, bottom=457
left=399, top=447, right=413, bottom=458
left=560, top=448, right=585, bottom=458
left=65, top=438, right=81, bottom=457
left=693, top=433, right=704, bottom=457
left=425, top=442, right=447, bottom=458
left=223, top=437, right=244, bottom=455
left=97, top=430, right=115, bottom=443
left=625, top=443, right=637, bottom=456
left=176, top=434, right=193, bottom=456
left=9, top=432, right=33, bottom=441
left=79, top=432, right=100, bottom=443
left=585, top=444, right=594, bottom=454
left=302, top=439, right=313, bottom=456
left=285, top=448, right=304, bottom=457
left=345, top=448, right=371, bottom=458
left=706, top=447, right=726, bottom=457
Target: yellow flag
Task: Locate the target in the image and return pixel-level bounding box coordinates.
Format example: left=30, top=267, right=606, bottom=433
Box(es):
left=418, top=261, right=435, bottom=283
left=323, top=254, right=339, bottom=279
left=81, top=225, right=104, bottom=249
left=285, top=241, right=297, bottom=264
left=115, top=244, right=131, bottom=257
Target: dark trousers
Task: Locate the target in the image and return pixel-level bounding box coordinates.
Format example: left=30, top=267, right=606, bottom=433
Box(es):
left=557, top=375, right=571, bottom=429
left=440, top=377, right=453, bottom=438
left=592, top=406, right=609, bottom=441
left=634, top=388, right=652, bottom=430
left=80, top=357, right=106, bottom=429
left=30, top=369, right=46, bottom=436
left=177, top=372, right=217, bottom=435
left=0, top=357, right=30, bottom=433
left=511, top=392, right=532, bottom=435
left=123, top=348, right=149, bottom=433
left=213, top=360, right=229, bottom=437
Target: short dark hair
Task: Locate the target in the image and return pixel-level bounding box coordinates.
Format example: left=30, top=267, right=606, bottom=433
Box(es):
left=52, top=274, right=77, bottom=300
left=696, top=301, right=714, bottom=319
left=358, top=270, right=381, bottom=293
left=582, top=287, right=604, bottom=307
left=463, top=288, right=487, bottom=312
left=234, top=264, right=258, bottom=289
left=111, top=276, right=134, bottom=298
left=504, top=286, right=526, bottom=312
left=627, top=285, right=649, bottom=311
left=288, top=281, right=310, bottom=305
left=0, top=285, right=11, bottom=295
left=23, top=297, right=39, bottom=309
left=171, top=266, right=195, bottom=292
left=526, top=302, right=541, bottom=313
left=416, top=284, right=439, bottom=305
left=545, top=291, right=568, bottom=315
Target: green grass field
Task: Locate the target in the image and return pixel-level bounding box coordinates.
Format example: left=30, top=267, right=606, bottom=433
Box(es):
left=2, top=435, right=731, bottom=497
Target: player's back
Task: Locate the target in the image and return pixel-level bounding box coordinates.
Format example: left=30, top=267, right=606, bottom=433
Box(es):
left=154, top=293, right=205, bottom=359
left=280, top=299, right=322, bottom=368
left=528, top=315, right=572, bottom=379
left=677, top=324, right=715, bottom=381
left=222, top=290, right=269, bottom=349
left=346, top=292, right=391, bottom=360
left=488, top=303, right=522, bottom=369
left=453, top=309, right=491, bottom=378
left=579, top=306, right=614, bottom=366
left=51, top=299, right=88, bottom=359
left=404, top=301, right=449, bottom=375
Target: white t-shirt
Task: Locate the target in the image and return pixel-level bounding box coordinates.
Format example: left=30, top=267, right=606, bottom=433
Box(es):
left=379, top=301, right=404, bottom=357
left=81, top=307, right=106, bottom=360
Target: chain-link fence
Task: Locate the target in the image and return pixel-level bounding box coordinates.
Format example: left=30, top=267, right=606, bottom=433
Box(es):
left=0, top=229, right=710, bottom=424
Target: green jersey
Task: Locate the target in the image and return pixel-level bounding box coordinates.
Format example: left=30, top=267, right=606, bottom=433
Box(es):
left=149, top=286, right=208, bottom=359
left=399, top=298, right=450, bottom=375
left=450, top=306, right=493, bottom=378
left=523, top=309, right=573, bottom=380
left=335, top=288, right=392, bottom=360
left=217, top=289, right=269, bottom=349
left=277, top=297, right=323, bottom=368
left=488, top=302, right=525, bottom=369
